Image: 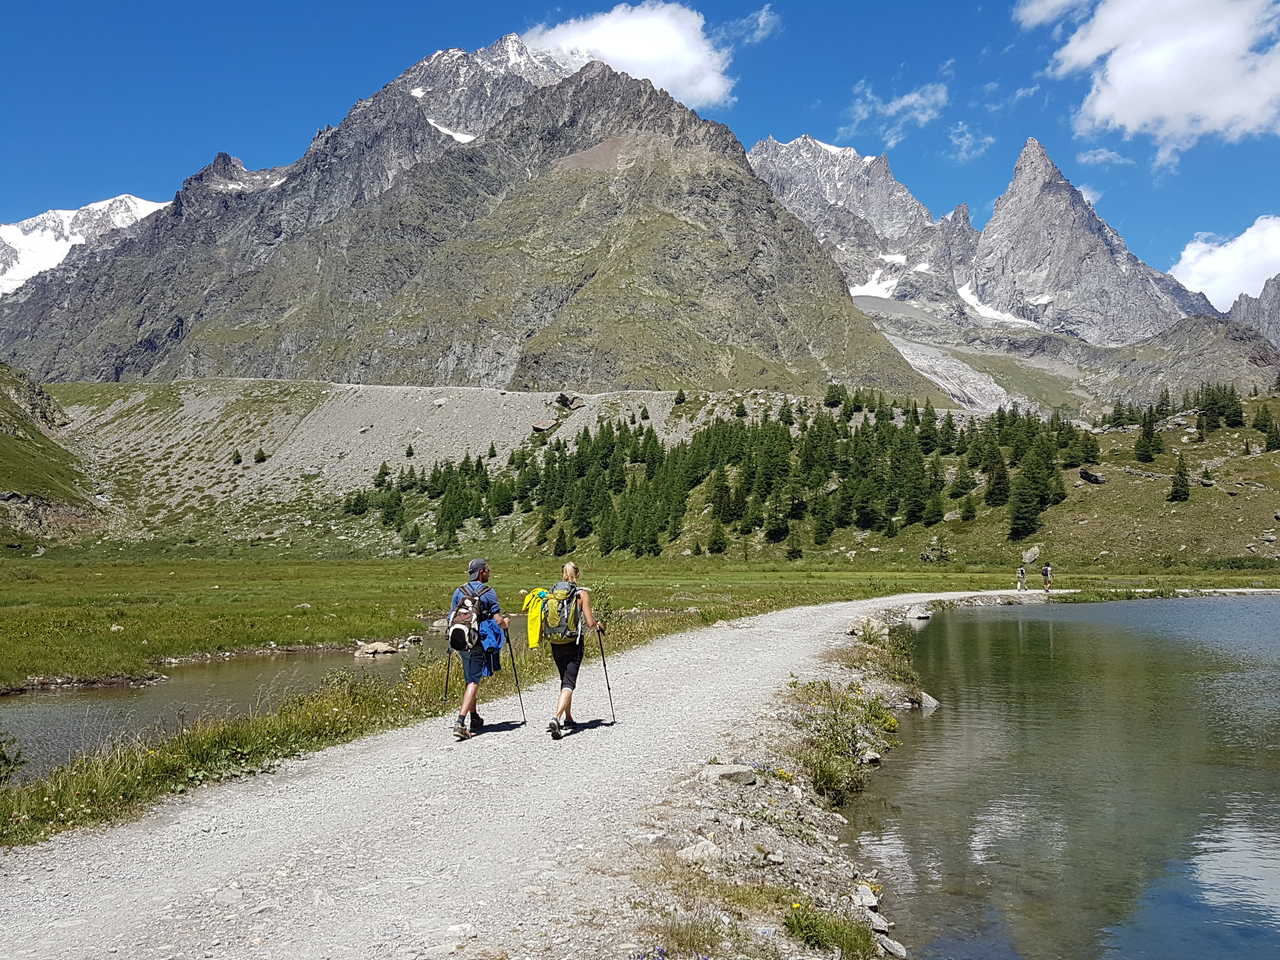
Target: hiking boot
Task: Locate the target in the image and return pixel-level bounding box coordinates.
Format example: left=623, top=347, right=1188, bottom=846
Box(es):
left=469, top=712, right=485, bottom=732
left=452, top=716, right=472, bottom=740
left=547, top=717, right=563, bottom=741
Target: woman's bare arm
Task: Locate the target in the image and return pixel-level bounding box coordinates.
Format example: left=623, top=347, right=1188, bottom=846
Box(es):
left=579, top=589, right=601, bottom=631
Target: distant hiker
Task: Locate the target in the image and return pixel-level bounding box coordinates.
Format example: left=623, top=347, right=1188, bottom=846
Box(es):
left=538, top=561, right=604, bottom=741
left=1016, top=564, right=1027, bottom=592
left=1042, top=562, right=1054, bottom=593
left=447, top=558, right=508, bottom=740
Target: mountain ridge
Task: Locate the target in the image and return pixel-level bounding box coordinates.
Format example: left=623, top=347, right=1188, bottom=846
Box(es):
left=0, top=45, right=929, bottom=397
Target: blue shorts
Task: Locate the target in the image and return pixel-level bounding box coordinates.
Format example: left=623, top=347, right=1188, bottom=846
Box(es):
left=459, top=647, right=500, bottom=684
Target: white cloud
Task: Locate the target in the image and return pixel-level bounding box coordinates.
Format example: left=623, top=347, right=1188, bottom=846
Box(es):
left=1079, top=184, right=1103, bottom=205
left=939, top=57, right=957, bottom=78
left=524, top=2, right=736, bottom=108
left=1170, top=215, right=1280, bottom=310
left=839, top=80, right=949, bottom=148
left=1017, top=0, right=1280, bottom=165
left=949, top=121, right=996, bottom=161
left=1014, top=0, right=1089, bottom=28
left=1013, top=84, right=1040, bottom=101
left=1076, top=146, right=1134, bottom=165
left=720, top=3, right=781, bottom=45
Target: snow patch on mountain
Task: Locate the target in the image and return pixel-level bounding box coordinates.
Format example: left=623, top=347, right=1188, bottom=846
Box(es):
left=427, top=119, right=476, bottom=143
left=850, top=269, right=898, bottom=298
left=0, top=195, right=167, bottom=296
left=957, top=283, right=1034, bottom=326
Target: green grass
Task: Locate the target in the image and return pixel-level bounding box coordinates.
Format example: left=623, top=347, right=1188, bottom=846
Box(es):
left=784, top=905, right=878, bottom=959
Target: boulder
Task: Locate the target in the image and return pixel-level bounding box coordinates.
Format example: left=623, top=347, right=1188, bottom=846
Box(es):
left=862, top=909, right=890, bottom=933
left=1199, top=477, right=1215, bottom=487
left=1021, top=544, right=1041, bottom=564
left=531, top=419, right=558, bottom=433
left=1079, top=467, right=1107, bottom=485
left=852, top=883, right=879, bottom=910
left=918, top=691, right=940, bottom=715
left=676, top=838, right=721, bottom=863
left=354, top=641, right=397, bottom=658
left=876, top=934, right=908, bottom=959
left=906, top=605, right=931, bottom=620
left=699, top=763, right=758, bottom=786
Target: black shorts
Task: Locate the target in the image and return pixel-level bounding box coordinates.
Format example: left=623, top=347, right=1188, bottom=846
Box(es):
left=551, top=639, right=584, bottom=691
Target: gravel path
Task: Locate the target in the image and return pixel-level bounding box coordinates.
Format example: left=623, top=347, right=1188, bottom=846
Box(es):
left=1, top=590, right=1026, bottom=960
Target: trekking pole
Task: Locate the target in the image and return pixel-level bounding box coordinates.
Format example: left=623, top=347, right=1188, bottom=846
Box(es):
left=596, top=625, right=617, bottom=724
left=505, top=629, right=527, bottom=725
left=440, top=648, right=453, bottom=704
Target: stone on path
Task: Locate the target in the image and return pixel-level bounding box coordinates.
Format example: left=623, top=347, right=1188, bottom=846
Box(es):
left=698, top=764, right=757, bottom=786
left=676, top=838, right=721, bottom=863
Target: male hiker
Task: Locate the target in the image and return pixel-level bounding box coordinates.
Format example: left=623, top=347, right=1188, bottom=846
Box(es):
left=448, top=558, right=508, bottom=740
left=1042, top=561, right=1054, bottom=593
left=1016, top=563, right=1027, bottom=592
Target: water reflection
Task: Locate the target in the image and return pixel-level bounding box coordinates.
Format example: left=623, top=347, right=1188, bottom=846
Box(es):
left=849, top=597, right=1280, bottom=960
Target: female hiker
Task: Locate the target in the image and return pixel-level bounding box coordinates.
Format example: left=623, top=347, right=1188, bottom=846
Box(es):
left=544, top=561, right=604, bottom=741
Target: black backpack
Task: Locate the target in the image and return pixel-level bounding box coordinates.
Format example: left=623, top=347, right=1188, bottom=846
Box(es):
left=448, top=583, right=489, bottom=651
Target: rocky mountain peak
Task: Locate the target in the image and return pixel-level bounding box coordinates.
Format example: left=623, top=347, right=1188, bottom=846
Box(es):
left=942, top=202, right=971, bottom=228
left=1229, top=272, right=1280, bottom=346
left=1010, top=137, right=1063, bottom=188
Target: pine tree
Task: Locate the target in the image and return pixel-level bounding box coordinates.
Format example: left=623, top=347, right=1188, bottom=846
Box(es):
left=1007, top=473, right=1042, bottom=540
left=708, top=466, right=732, bottom=523
left=812, top=496, right=834, bottom=545
left=984, top=453, right=1010, bottom=507
left=374, top=461, right=390, bottom=488
left=1253, top=403, right=1273, bottom=433
left=707, top=518, right=728, bottom=554
left=1268, top=419, right=1280, bottom=452
left=1168, top=454, right=1190, bottom=502
left=552, top=526, right=569, bottom=556
left=960, top=493, right=976, bottom=521
left=640, top=405, right=650, bottom=421
left=784, top=525, right=803, bottom=560
left=231, top=449, right=242, bottom=465
left=674, top=388, right=687, bottom=405
left=763, top=492, right=791, bottom=542
left=823, top=383, right=845, bottom=408
left=922, top=492, right=944, bottom=527
left=405, top=444, right=415, bottom=458
left=487, top=442, right=497, bottom=459
left=253, top=446, right=267, bottom=464
left=948, top=462, right=975, bottom=499
left=734, top=399, right=748, bottom=418
left=777, top=401, right=795, bottom=426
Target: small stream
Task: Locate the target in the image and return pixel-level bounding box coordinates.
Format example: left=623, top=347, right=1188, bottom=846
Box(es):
left=848, top=596, right=1280, bottom=960
left=0, top=620, right=529, bottom=782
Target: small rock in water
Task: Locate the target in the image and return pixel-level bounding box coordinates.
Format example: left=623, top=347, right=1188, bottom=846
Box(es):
left=877, top=933, right=909, bottom=958
left=354, top=641, right=397, bottom=658
left=852, top=883, right=879, bottom=910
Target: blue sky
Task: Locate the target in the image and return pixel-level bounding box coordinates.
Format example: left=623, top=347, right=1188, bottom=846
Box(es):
left=4, top=1, right=1278, bottom=306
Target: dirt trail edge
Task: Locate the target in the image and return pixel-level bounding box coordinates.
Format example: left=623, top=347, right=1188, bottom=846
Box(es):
left=2, top=590, right=1027, bottom=960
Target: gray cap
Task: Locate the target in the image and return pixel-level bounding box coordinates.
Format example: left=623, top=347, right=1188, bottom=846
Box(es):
left=467, top=557, right=489, bottom=578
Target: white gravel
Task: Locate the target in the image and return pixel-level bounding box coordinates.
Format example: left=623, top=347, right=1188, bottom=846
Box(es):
left=0, top=590, right=1027, bottom=959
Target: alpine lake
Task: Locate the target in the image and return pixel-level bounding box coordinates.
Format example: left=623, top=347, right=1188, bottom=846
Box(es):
left=848, top=596, right=1280, bottom=960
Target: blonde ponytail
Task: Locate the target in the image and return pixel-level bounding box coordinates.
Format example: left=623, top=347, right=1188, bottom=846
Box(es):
left=562, top=561, right=580, bottom=583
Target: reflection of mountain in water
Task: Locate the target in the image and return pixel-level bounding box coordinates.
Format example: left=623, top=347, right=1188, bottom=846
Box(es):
left=849, top=598, right=1280, bottom=960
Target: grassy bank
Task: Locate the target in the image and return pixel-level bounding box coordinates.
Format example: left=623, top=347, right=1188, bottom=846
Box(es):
left=5, top=557, right=1277, bottom=688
